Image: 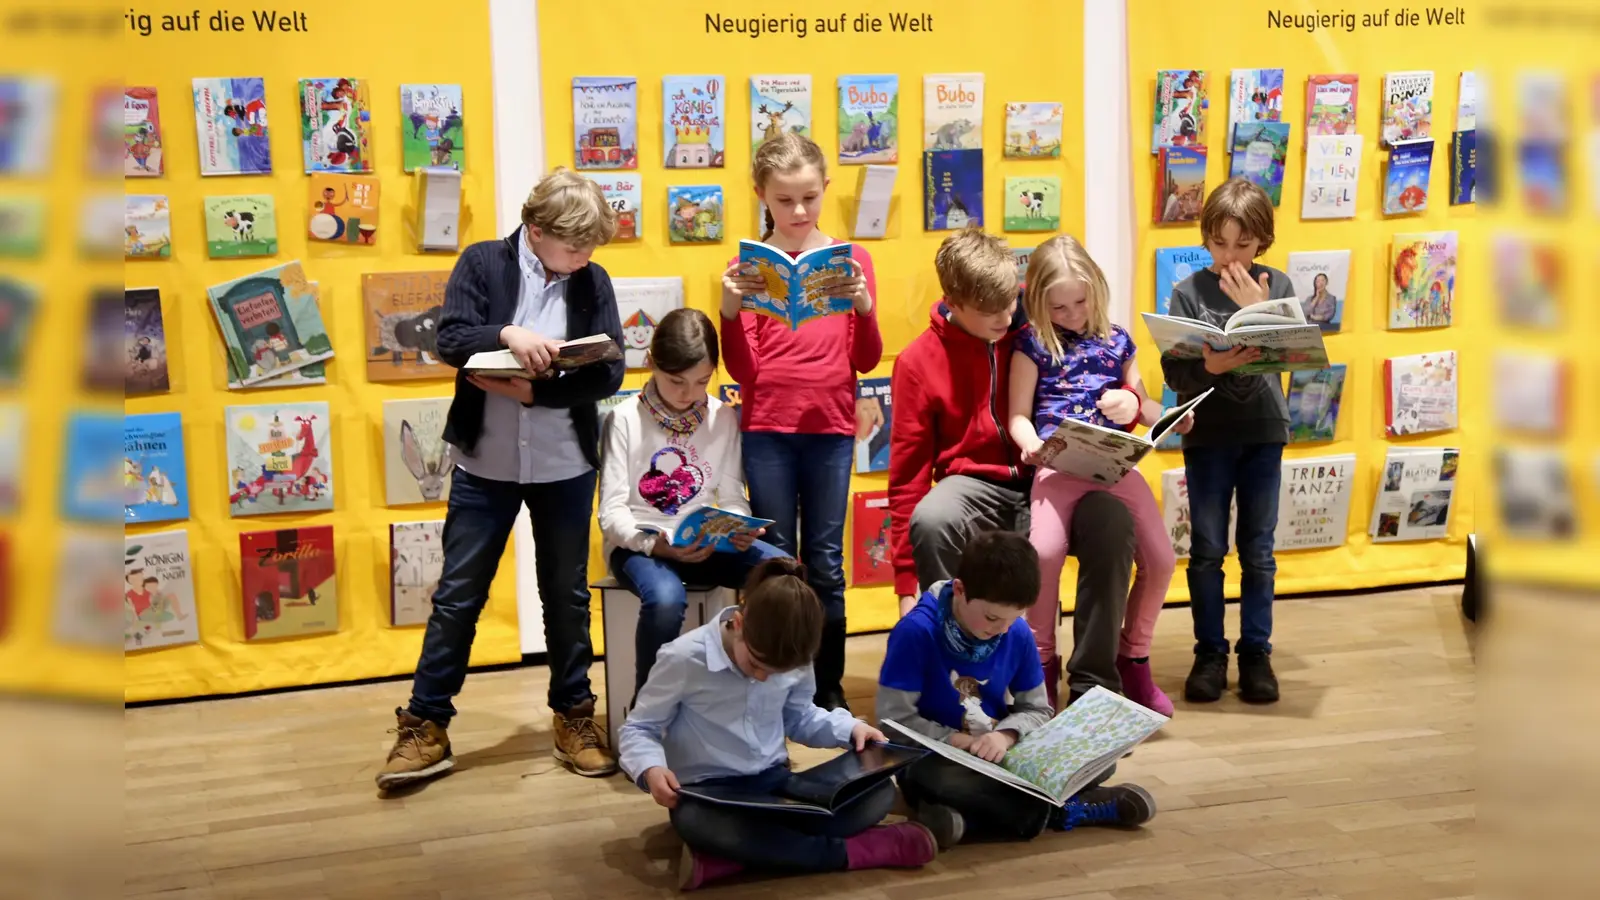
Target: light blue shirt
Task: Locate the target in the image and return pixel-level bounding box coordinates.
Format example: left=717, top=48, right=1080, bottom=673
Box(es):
left=454, top=234, right=592, bottom=484
left=618, top=606, right=861, bottom=787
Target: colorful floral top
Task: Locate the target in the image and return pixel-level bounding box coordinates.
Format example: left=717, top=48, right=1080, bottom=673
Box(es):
left=1016, top=322, right=1136, bottom=437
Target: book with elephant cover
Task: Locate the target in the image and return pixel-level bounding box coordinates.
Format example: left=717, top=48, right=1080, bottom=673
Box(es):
left=666, top=506, right=776, bottom=553
left=462, top=335, right=622, bottom=379
left=677, top=742, right=927, bottom=815
left=884, top=686, right=1168, bottom=806
left=1035, top=389, right=1212, bottom=485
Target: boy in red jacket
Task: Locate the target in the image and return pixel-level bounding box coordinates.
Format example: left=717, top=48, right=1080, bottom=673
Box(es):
left=888, top=229, right=1030, bottom=617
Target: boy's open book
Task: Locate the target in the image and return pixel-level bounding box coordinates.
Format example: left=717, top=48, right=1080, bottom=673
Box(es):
left=737, top=239, right=855, bottom=331
left=1141, top=299, right=1329, bottom=374
left=669, top=506, right=776, bottom=553
left=884, top=686, right=1168, bottom=806
left=1037, top=389, right=1212, bottom=485
left=676, top=742, right=928, bottom=816
left=461, top=334, right=622, bottom=380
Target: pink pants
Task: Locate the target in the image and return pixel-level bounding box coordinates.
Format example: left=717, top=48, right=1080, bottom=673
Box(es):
left=1026, top=466, right=1176, bottom=662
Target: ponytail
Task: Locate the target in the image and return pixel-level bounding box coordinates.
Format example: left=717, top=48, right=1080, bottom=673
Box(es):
left=738, top=557, right=822, bottom=669
left=761, top=205, right=776, bottom=242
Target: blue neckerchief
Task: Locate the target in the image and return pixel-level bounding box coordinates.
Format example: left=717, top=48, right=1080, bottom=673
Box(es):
left=934, top=582, right=1003, bottom=665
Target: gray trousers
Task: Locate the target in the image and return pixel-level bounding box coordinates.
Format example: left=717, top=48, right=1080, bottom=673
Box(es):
left=909, top=475, right=1135, bottom=699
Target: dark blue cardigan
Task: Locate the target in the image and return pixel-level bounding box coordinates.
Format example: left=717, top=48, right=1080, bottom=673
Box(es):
left=436, top=226, right=625, bottom=472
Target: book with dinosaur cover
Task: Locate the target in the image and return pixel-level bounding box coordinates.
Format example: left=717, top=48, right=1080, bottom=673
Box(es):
left=1141, top=299, right=1329, bottom=374
left=225, top=402, right=334, bottom=517
left=241, top=525, right=338, bottom=640
left=383, top=398, right=454, bottom=506
left=1035, top=390, right=1211, bottom=485
left=391, top=520, right=444, bottom=626
left=207, top=261, right=334, bottom=387
left=124, top=412, right=189, bottom=525
left=124, top=529, right=198, bottom=651
left=1370, top=448, right=1457, bottom=542
left=677, top=743, right=927, bottom=816
left=363, top=270, right=450, bottom=382
left=886, top=686, right=1168, bottom=806
left=737, top=239, right=855, bottom=330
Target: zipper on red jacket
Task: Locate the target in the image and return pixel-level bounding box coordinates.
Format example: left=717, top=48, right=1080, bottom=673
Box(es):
left=988, top=342, right=1018, bottom=479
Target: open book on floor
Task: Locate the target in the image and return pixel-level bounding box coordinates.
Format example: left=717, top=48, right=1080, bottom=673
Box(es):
left=737, top=239, right=855, bottom=331
left=669, top=506, right=776, bottom=553
left=461, top=334, right=622, bottom=380
left=676, top=742, right=928, bottom=816
left=1141, top=298, right=1329, bottom=374
left=883, top=686, right=1169, bottom=806
left=1037, top=389, right=1212, bottom=485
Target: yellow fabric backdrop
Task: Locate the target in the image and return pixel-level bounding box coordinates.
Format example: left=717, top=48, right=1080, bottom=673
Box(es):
left=124, top=2, right=515, bottom=703
left=537, top=0, right=1086, bottom=638
left=1127, top=0, right=1490, bottom=600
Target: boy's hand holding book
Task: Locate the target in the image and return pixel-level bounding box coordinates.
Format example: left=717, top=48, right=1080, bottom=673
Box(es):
left=719, top=261, right=767, bottom=319
left=499, top=325, right=564, bottom=373
left=467, top=374, right=533, bottom=404
left=1017, top=434, right=1045, bottom=467
left=1218, top=261, right=1272, bottom=307
left=1202, top=344, right=1263, bottom=374
left=968, top=730, right=1018, bottom=763
left=643, top=766, right=682, bottom=809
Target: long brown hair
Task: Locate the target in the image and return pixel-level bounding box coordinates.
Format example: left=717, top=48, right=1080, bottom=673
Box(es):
left=738, top=558, right=823, bottom=669
left=649, top=308, right=719, bottom=374
left=751, top=132, right=828, bottom=242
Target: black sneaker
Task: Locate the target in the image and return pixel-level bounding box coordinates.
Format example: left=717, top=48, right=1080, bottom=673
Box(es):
left=1184, top=651, right=1229, bottom=702
left=1236, top=650, right=1279, bottom=703
left=1054, top=784, right=1157, bottom=830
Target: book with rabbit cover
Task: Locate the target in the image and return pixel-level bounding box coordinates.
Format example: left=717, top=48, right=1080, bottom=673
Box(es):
left=383, top=398, right=454, bottom=506
left=241, top=525, right=338, bottom=640
left=391, top=520, right=443, bottom=626
left=362, top=270, right=450, bottom=382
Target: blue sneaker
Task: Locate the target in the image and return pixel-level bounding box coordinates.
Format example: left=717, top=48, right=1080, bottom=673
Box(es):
left=1051, top=784, right=1156, bottom=831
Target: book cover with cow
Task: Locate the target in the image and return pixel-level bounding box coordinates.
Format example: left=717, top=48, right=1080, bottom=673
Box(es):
left=241, top=525, right=338, bottom=640
left=203, top=195, right=278, bottom=258
left=362, top=270, right=450, bottom=382
left=225, top=402, right=334, bottom=517
left=1003, top=175, right=1061, bottom=232
left=391, top=520, right=443, bottom=627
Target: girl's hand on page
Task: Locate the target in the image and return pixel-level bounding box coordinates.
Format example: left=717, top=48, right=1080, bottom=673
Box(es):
left=653, top=534, right=716, bottom=563
left=1095, top=389, right=1141, bottom=425
left=838, top=259, right=873, bottom=315
left=850, top=722, right=887, bottom=751
left=1018, top=434, right=1045, bottom=467
left=643, top=766, right=682, bottom=809
left=728, top=528, right=764, bottom=552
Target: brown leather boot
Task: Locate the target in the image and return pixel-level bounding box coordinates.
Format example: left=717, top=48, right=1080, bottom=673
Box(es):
left=552, top=698, right=617, bottom=777
left=376, top=708, right=453, bottom=790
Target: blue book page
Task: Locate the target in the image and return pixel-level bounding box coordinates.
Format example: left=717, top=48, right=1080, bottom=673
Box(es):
left=738, top=240, right=853, bottom=330
left=672, top=505, right=776, bottom=552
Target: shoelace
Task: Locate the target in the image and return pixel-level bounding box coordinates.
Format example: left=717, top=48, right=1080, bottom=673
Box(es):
left=1061, top=796, right=1119, bottom=830
left=565, top=715, right=605, bottom=750
left=388, top=723, right=427, bottom=760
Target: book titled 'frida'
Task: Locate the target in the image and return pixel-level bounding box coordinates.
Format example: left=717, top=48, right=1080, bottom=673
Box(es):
left=241, top=526, right=337, bottom=640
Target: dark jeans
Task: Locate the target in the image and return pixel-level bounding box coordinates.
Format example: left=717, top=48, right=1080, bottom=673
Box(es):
left=897, top=755, right=1052, bottom=842
left=1182, top=442, right=1284, bottom=655
left=408, top=468, right=598, bottom=725
left=741, top=432, right=853, bottom=622
left=609, top=539, right=788, bottom=696
left=670, top=764, right=894, bottom=872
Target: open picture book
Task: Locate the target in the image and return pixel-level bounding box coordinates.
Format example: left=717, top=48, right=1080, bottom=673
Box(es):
left=737, top=239, right=855, bottom=331
left=669, top=506, right=776, bottom=553
left=676, top=742, right=928, bottom=816
left=1141, top=298, right=1329, bottom=374
left=1037, top=389, right=1213, bottom=484
left=884, top=686, right=1169, bottom=806
left=461, top=334, right=622, bottom=380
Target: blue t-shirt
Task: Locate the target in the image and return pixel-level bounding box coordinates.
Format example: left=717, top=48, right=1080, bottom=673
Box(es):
left=877, top=587, right=1045, bottom=733
left=1016, top=322, right=1136, bottom=437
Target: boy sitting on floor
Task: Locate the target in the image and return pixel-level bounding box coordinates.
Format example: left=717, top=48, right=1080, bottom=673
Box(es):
left=875, top=529, right=1157, bottom=847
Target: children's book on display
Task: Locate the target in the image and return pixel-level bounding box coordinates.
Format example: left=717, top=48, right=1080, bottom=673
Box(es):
left=1141, top=298, right=1329, bottom=374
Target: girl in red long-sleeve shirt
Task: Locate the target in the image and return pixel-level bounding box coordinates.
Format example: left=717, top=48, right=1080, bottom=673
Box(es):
left=719, top=132, right=883, bottom=711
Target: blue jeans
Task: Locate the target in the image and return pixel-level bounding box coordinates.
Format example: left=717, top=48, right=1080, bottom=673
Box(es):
left=741, top=432, right=853, bottom=622
left=408, top=468, right=598, bottom=725
left=670, top=764, right=894, bottom=872
left=1183, top=443, right=1283, bottom=655
left=609, top=539, right=788, bottom=696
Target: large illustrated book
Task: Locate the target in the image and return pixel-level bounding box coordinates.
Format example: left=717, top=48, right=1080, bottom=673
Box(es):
left=391, top=520, right=444, bottom=627
left=124, top=412, right=189, bottom=524
left=225, top=402, right=334, bottom=516
left=363, top=270, right=449, bottom=382
left=124, top=529, right=199, bottom=651
left=678, top=743, right=926, bottom=816
left=383, top=397, right=454, bottom=506
left=1035, top=390, right=1211, bottom=486
left=206, top=261, right=335, bottom=387
left=1141, top=299, right=1329, bottom=374
left=241, top=525, right=338, bottom=640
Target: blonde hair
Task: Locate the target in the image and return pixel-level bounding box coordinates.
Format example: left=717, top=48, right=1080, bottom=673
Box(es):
left=520, top=167, right=617, bottom=247
left=751, top=132, right=828, bottom=241
left=1022, top=234, right=1113, bottom=363
left=934, top=227, right=1017, bottom=314
left=1199, top=177, right=1275, bottom=254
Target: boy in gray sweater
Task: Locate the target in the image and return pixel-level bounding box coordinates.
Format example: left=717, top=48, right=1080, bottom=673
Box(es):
left=1160, top=178, right=1295, bottom=706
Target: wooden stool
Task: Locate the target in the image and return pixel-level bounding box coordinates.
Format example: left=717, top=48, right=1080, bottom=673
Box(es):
left=592, top=576, right=737, bottom=749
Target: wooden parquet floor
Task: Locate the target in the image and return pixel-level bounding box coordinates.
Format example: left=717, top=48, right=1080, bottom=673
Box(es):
left=125, top=586, right=1475, bottom=899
